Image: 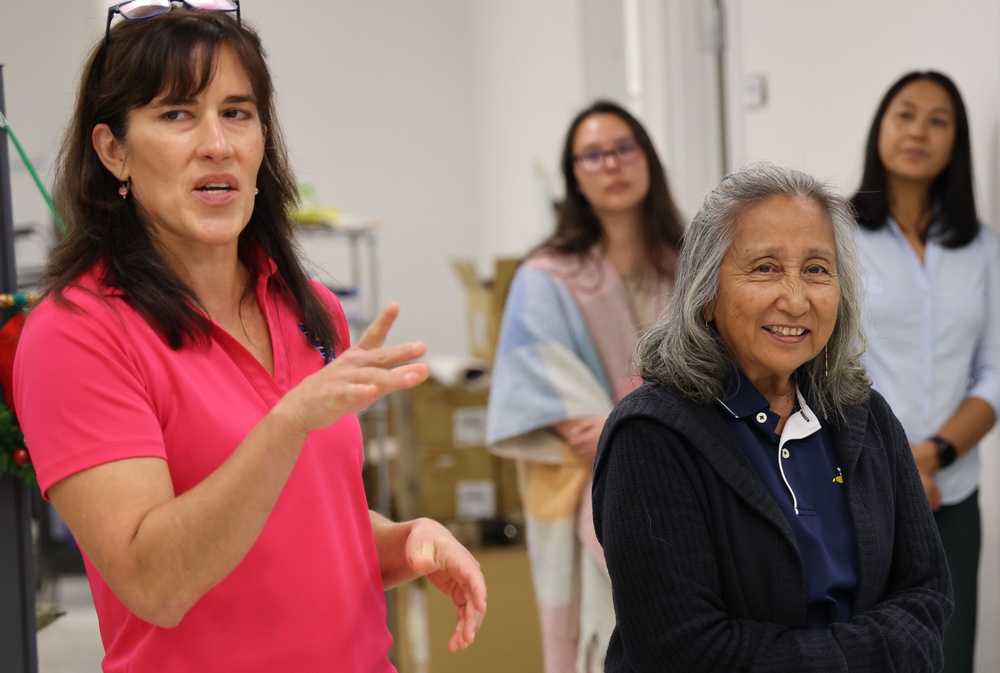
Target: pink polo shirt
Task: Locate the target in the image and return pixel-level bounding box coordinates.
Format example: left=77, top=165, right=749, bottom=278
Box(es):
left=14, top=258, right=395, bottom=673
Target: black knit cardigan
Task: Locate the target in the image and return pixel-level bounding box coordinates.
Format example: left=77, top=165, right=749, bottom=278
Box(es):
left=593, top=383, right=953, bottom=673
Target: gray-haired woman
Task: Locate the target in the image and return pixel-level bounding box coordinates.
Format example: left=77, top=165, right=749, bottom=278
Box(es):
left=592, top=163, right=953, bottom=672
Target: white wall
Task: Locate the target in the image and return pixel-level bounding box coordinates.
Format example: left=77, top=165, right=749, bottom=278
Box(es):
left=0, top=1, right=105, bottom=273
left=251, top=1, right=614, bottom=355
left=470, top=0, right=586, bottom=265
left=0, top=1, right=601, bottom=357
left=248, top=1, right=479, bottom=354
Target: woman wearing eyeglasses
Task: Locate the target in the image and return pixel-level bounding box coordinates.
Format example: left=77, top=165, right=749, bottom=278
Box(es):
left=487, top=100, right=684, bottom=673
left=13, top=4, right=485, bottom=672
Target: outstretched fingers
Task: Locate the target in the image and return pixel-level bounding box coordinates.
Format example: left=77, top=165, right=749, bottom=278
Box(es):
left=319, top=357, right=428, bottom=420
left=354, top=302, right=401, bottom=351
left=329, top=300, right=428, bottom=410
left=279, top=301, right=428, bottom=433
left=340, top=339, right=427, bottom=372
left=450, top=580, right=487, bottom=652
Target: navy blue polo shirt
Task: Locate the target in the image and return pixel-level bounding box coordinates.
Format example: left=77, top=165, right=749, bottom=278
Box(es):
left=717, top=370, right=858, bottom=628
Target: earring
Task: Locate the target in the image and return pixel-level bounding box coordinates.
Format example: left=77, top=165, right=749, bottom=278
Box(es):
left=118, top=179, right=130, bottom=200
left=825, top=347, right=829, bottom=377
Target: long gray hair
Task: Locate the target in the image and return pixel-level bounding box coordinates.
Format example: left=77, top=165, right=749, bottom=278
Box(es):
left=636, top=162, right=870, bottom=422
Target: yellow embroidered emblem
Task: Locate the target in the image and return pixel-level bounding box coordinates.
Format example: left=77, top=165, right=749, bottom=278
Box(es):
left=832, top=467, right=844, bottom=484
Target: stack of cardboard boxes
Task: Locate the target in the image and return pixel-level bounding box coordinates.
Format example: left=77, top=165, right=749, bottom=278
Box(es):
left=391, top=258, right=521, bottom=531
left=387, top=257, right=544, bottom=672
left=391, top=375, right=520, bottom=527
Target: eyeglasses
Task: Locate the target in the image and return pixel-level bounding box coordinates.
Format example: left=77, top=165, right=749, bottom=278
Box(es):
left=105, top=0, right=241, bottom=48
left=573, top=138, right=642, bottom=174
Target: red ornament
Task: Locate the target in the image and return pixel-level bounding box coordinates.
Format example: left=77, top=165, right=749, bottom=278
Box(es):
left=0, top=312, right=26, bottom=414
left=12, top=448, right=29, bottom=466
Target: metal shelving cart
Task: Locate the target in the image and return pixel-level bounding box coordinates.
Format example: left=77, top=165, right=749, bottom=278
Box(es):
left=0, top=64, right=40, bottom=673
left=294, top=215, right=393, bottom=517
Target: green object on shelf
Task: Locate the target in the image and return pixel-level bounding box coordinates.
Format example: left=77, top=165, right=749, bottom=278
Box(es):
left=36, top=601, right=67, bottom=631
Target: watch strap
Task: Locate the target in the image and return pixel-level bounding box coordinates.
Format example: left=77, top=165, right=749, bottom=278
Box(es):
left=931, top=435, right=958, bottom=469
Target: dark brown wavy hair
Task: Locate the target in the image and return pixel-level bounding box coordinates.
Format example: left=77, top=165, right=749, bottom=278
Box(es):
left=537, top=100, right=684, bottom=274
left=45, top=8, right=337, bottom=354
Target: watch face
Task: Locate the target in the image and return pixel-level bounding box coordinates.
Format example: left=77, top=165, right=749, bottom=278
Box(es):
left=934, top=436, right=957, bottom=468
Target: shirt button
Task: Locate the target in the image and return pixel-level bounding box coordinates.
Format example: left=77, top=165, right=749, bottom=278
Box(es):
left=755, top=412, right=767, bottom=423
left=782, top=448, right=790, bottom=459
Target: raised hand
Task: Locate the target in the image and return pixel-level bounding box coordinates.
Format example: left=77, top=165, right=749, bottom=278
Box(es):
left=277, top=302, right=429, bottom=434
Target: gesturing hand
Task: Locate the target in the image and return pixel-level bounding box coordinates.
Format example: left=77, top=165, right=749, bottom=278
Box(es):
left=404, top=518, right=488, bottom=652
left=278, top=302, right=429, bottom=434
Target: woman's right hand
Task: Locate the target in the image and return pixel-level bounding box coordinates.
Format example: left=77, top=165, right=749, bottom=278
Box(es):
left=277, top=302, right=429, bottom=434
left=555, top=416, right=606, bottom=465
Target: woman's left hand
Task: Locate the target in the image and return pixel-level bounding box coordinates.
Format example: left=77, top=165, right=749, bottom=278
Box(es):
left=911, top=441, right=943, bottom=510
left=910, top=439, right=939, bottom=474
left=404, top=518, right=488, bottom=652
left=918, top=469, right=943, bottom=511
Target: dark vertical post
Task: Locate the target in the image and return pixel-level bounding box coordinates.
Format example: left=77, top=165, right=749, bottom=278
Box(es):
left=0, top=64, right=40, bottom=673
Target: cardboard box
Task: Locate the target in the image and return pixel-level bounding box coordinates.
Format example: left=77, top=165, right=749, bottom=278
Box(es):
left=392, top=545, right=543, bottom=673
left=452, top=258, right=520, bottom=366
left=411, top=443, right=496, bottom=521
left=494, top=455, right=521, bottom=520
left=408, top=377, right=489, bottom=447
left=359, top=399, right=397, bottom=513
left=392, top=379, right=522, bottom=522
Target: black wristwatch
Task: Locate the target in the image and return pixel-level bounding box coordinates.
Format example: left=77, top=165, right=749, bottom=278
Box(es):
left=931, top=435, right=958, bottom=469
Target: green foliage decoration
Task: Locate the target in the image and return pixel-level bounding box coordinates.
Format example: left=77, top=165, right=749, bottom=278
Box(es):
left=0, top=404, right=35, bottom=484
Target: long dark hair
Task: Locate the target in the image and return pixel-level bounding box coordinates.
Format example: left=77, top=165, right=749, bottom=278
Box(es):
left=850, top=71, right=978, bottom=248
left=539, top=100, right=684, bottom=273
left=46, top=8, right=337, bottom=355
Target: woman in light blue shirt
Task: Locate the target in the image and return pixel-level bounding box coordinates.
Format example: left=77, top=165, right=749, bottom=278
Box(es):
left=851, top=70, right=1000, bottom=673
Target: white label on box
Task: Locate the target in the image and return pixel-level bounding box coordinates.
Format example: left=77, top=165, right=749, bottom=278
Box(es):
left=433, top=453, right=457, bottom=469
left=453, top=407, right=487, bottom=448
left=456, top=480, right=496, bottom=520
left=472, top=312, right=490, bottom=351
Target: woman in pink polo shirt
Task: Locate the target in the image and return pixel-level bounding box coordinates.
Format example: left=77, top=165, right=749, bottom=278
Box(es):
left=13, top=3, right=485, bottom=672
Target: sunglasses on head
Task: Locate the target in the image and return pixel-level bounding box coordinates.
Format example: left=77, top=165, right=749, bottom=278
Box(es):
left=105, top=0, right=241, bottom=48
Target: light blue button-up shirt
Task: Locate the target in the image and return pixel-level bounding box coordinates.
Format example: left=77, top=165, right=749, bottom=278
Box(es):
left=858, top=217, right=1000, bottom=504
